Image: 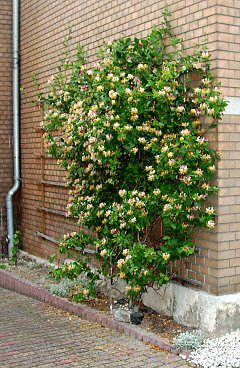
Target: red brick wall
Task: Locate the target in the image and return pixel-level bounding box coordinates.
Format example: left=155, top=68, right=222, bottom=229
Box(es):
left=214, top=1, right=240, bottom=294
left=19, top=0, right=240, bottom=295
left=0, top=0, right=12, bottom=252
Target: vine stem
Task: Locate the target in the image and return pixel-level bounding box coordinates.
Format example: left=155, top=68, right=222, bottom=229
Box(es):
left=142, top=215, right=162, bottom=243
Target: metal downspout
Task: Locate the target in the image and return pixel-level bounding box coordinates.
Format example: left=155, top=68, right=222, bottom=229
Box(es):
left=6, top=0, right=20, bottom=256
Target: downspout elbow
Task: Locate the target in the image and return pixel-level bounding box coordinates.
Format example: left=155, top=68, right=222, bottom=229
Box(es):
left=6, top=179, right=21, bottom=203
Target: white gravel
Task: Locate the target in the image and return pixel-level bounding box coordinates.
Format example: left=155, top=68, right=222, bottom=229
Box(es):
left=189, top=330, right=240, bottom=368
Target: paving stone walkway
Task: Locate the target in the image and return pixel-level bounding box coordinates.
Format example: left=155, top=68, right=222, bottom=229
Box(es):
left=0, top=287, right=191, bottom=367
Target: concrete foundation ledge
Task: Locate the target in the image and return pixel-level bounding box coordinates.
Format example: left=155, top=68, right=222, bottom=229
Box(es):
left=142, top=283, right=240, bottom=336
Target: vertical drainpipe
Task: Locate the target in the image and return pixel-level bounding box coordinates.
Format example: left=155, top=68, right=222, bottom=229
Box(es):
left=6, top=0, right=20, bottom=256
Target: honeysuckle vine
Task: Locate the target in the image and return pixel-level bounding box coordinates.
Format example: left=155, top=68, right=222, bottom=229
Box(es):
left=40, top=16, right=227, bottom=304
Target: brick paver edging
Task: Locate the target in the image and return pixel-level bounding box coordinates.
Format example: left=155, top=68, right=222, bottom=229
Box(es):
left=0, top=269, right=178, bottom=354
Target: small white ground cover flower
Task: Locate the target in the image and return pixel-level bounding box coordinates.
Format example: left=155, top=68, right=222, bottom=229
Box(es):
left=189, top=330, right=240, bottom=368
left=173, top=330, right=204, bottom=351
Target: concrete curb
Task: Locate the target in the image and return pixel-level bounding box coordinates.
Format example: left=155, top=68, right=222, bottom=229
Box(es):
left=0, top=269, right=178, bottom=355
